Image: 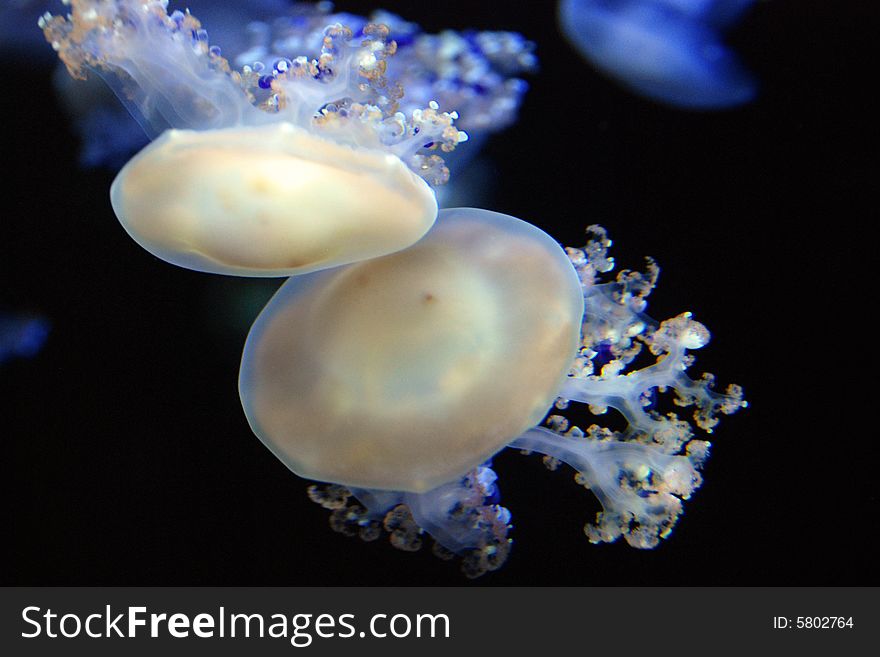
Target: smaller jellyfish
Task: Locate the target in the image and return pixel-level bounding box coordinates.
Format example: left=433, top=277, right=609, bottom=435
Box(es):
left=559, top=0, right=757, bottom=109
left=41, top=1, right=535, bottom=176
left=40, top=1, right=466, bottom=276
left=0, top=311, right=50, bottom=366
left=41, top=1, right=535, bottom=276
left=240, top=209, right=745, bottom=576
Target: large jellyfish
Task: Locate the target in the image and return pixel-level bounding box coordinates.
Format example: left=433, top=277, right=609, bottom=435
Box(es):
left=240, top=208, right=584, bottom=493
left=559, top=0, right=757, bottom=108
left=241, top=208, right=745, bottom=577
left=41, top=1, right=535, bottom=273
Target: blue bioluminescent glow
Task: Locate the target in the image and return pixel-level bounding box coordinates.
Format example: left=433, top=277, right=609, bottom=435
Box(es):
left=559, top=0, right=757, bottom=108
left=0, top=311, right=50, bottom=366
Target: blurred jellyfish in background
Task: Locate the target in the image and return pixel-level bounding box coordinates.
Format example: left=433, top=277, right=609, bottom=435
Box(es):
left=1, top=1, right=57, bottom=60
left=241, top=209, right=745, bottom=577
left=40, top=0, right=535, bottom=275
left=0, top=311, right=50, bottom=366
left=559, top=0, right=757, bottom=108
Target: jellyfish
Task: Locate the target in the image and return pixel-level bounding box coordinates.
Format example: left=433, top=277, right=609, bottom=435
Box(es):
left=40, top=1, right=535, bottom=274
left=559, top=0, right=757, bottom=109
left=240, top=208, right=745, bottom=576
left=0, top=311, right=50, bottom=366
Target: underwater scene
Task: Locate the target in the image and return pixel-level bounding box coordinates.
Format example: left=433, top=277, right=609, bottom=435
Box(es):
left=3, top=0, right=871, bottom=584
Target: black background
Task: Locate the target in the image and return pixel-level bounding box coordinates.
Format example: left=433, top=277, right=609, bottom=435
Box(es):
left=3, top=1, right=874, bottom=585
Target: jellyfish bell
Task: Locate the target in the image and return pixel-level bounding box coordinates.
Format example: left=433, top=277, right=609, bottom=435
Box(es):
left=239, top=208, right=585, bottom=493
left=109, top=122, right=438, bottom=276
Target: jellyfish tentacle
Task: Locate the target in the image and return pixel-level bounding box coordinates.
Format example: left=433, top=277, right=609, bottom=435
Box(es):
left=507, top=226, right=745, bottom=550
left=308, top=465, right=513, bottom=579
left=511, top=426, right=703, bottom=548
